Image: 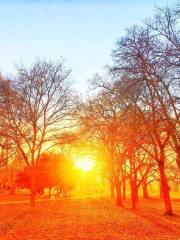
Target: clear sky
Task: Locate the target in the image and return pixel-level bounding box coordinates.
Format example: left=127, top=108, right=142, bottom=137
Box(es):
left=0, top=0, right=174, bottom=94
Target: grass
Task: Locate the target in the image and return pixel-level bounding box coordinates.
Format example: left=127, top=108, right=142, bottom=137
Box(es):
left=0, top=196, right=179, bottom=240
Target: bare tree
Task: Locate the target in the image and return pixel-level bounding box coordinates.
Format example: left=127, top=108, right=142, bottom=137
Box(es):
left=1, top=60, right=73, bottom=207
left=146, top=5, right=180, bottom=170
left=110, top=20, right=176, bottom=214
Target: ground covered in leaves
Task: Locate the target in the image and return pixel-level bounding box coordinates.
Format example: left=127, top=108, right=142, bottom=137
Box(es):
left=0, top=196, right=180, bottom=240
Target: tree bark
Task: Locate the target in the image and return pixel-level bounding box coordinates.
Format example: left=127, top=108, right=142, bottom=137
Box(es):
left=49, top=186, right=52, bottom=197
left=160, top=180, right=163, bottom=199
left=56, top=187, right=59, bottom=196
left=9, top=182, right=15, bottom=195
left=142, top=178, right=149, bottom=199
left=130, top=180, right=138, bottom=209
left=123, top=179, right=126, bottom=200
left=158, top=163, right=173, bottom=215
left=114, top=176, right=123, bottom=207
left=30, top=168, right=36, bottom=208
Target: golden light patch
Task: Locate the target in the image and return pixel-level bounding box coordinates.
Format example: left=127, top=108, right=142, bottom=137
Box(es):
left=75, top=156, right=95, bottom=172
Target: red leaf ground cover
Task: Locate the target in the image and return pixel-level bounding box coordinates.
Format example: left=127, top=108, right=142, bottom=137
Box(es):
left=0, top=197, right=179, bottom=240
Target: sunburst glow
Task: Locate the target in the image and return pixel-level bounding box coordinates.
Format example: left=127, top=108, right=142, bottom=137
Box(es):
left=75, top=156, right=95, bottom=172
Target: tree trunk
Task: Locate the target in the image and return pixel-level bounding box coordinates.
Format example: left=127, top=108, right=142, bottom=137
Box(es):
left=9, top=170, right=16, bottom=195
left=160, top=180, right=163, bottom=199
left=56, top=187, right=59, bottom=196
left=142, top=178, right=149, bottom=199
left=130, top=180, right=138, bottom=209
left=123, top=179, right=126, bottom=200
left=110, top=178, right=115, bottom=198
left=41, top=188, right=44, bottom=195
left=9, top=182, right=15, bottom=195
left=158, top=163, right=173, bottom=215
left=49, top=187, right=51, bottom=197
left=114, top=176, right=123, bottom=207
left=30, top=168, right=36, bottom=208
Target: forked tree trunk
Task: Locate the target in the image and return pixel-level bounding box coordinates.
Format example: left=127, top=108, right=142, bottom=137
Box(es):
left=30, top=168, right=36, bottom=208
left=158, top=163, right=172, bottom=215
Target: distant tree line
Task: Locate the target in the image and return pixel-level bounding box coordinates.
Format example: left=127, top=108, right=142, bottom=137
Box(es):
left=16, top=152, right=79, bottom=197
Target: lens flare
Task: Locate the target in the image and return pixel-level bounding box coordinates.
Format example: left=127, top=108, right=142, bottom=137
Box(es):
left=75, top=156, right=95, bottom=172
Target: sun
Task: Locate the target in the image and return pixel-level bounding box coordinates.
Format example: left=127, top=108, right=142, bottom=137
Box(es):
left=75, top=156, right=95, bottom=172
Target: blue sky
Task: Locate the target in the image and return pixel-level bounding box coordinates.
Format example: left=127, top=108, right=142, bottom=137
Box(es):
left=0, top=0, right=174, bottom=94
